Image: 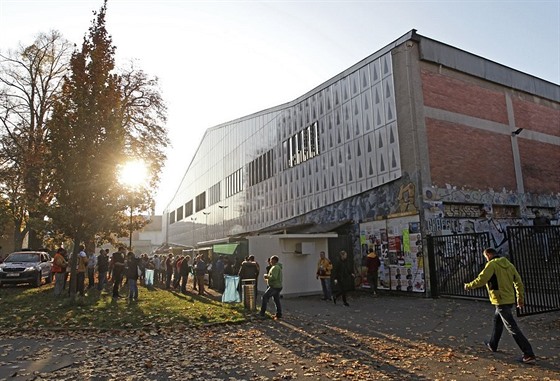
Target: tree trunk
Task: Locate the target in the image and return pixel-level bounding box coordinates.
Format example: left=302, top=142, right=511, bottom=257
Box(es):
left=12, top=225, right=25, bottom=251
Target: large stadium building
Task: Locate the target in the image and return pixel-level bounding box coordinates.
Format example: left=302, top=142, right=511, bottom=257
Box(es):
left=162, top=30, right=559, bottom=296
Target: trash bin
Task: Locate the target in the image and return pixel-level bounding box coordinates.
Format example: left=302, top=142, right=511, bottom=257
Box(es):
left=222, top=275, right=241, bottom=303
left=241, top=279, right=256, bottom=310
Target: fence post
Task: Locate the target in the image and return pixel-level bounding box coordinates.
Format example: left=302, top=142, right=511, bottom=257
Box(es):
left=426, top=235, right=439, bottom=298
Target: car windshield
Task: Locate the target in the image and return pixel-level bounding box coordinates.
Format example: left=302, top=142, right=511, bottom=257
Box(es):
left=5, top=253, right=40, bottom=263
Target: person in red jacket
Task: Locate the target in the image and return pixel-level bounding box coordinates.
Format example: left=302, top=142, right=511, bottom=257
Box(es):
left=365, top=248, right=381, bottom=295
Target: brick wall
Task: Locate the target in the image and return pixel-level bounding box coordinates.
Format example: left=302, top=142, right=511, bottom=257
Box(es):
left=513, top=97, right=560, bottom=137
left=426, top=118, right=517, bottom=190
left=421, top=70, right=508, bottom=124
left=518, top=139, right=560, bottom=194
left=421, top=68, right=559, bottom=194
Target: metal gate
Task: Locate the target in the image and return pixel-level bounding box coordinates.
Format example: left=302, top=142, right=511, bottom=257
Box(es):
left=427, top=232, right=490, bottom=299
left=507, top=226, right=560, bottom=316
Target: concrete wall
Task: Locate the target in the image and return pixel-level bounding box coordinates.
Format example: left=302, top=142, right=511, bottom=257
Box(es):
left=248, top=235, right=330, bottom=296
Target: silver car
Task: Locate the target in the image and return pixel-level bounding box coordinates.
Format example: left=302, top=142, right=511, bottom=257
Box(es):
left=0, top=251, right=53, bottom=287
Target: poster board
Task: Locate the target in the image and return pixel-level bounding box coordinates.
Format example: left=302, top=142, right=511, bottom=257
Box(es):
left=360, top=215, right=424, bottom=293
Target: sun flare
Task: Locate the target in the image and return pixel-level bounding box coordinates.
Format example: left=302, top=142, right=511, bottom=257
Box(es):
left=119, top=160, right=148, bottom=187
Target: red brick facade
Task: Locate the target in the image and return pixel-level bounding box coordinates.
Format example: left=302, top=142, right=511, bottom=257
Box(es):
left=421, top=69, right=560, bottom=194
left=421, top=70, right=509, bottom=124
left=425, top=118, right=517, bottom=191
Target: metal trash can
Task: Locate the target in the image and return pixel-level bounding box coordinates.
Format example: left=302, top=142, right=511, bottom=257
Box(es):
left=241, top=279, right=256, bottom=310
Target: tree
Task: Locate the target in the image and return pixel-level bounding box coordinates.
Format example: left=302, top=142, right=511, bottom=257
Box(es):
left=0, top=30, right=73, bottom=250
left=47, top=1, right=168, bottom=297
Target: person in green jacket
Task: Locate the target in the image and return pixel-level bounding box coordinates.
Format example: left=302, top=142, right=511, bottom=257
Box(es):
left=464, top=248, right=535, bottom=364
left=259, top=255, right=283, bottom=319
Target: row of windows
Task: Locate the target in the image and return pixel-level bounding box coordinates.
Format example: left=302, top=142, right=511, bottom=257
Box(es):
left=225, top=168, right=243, bottom=198
left=170, top=121, right=321, bottom=225
left=283, top=121, right=320, bottom=168
left=247, top=149, right=274, bottom=187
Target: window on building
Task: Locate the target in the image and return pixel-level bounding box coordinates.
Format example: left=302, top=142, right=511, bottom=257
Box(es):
left=185, top=200, right=193, bottom=217
left=169, top=210, right=176, bottom=224
left=285, top=121, right=320, bottom=168
left=225, top=168, right=243, bottom=198
left=208, top=182, right=221, bottom=206
left=195, top=192, right=206, bottom=212
left=176, top=205, right=184, bottom=221
left=247, top=149, right=275, bottom=187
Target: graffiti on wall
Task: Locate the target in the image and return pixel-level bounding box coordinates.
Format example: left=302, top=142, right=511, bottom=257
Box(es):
left=423, top=186, right=560, bottom=256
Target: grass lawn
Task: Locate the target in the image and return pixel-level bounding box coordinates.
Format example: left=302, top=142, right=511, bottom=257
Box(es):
left=0, top=281, right=247, bottom=330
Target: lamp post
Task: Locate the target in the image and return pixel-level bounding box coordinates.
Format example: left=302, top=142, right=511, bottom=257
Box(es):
left=191, top=217, right=197, bottom=248
left=129, top=206, right=133, bottom=249
left=203, top=212, right=211, bottom=240
left=218, top=205, right=228, bottom=238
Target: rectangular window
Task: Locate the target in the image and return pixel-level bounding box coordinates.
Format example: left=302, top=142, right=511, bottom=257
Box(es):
left=176, top=205, right=184, bottom=221
left=185, top=200, right=193, bottom=217
left=195, top=192, right=206, bottom=212
left=225, top=168, right=243, bottom=198
left=208, top=182, right=221, bottom=206
left=169, top=210, right=176, bottom=224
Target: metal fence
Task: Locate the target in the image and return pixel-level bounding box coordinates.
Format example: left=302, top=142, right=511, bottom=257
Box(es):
left=427, top=232, right=491, bottom=299
left=507, top=226, right=560, bottom=317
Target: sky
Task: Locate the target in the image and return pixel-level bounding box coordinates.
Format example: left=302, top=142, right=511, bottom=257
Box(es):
left=1, top=1, right=559, bottom=214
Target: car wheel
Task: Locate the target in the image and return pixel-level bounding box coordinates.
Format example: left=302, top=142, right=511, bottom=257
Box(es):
left=33, top=272, right=42, bottom=287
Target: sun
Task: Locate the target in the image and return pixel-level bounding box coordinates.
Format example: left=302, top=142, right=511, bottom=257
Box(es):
left=119, top=159, right=148, bottom=187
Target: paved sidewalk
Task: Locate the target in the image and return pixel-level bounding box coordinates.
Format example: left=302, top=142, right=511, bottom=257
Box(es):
left=0, top=291, right=558, bottom=380
left=276, top=292, right=560, bottom=376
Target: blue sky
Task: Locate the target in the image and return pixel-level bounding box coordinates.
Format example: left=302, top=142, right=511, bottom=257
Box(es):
left=1, top=1, right=559, bottom=213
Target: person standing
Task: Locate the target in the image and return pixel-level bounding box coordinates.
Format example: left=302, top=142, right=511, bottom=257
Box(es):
left=464, top=247, right=536, bottom=364
left=125, top=252, right=139, bottom=301
left=214, top=256, right=225, bottom=292
left=87, top=250, right=97, bottom=289
left=112, top=247, right=126, bottom=299
left=239, top=255, right=260, bottom=301
left=76, top=245, right=88, bottom=296
left=259, top=255, right=283, bottom=319
left=165, top=253, right=174, bottom=290
left=52, top=248, right=68, bottom=296
left=316, top=251, right=333, bottom=301
left=153, top=254, right=161, bottom=285
left=533, top=210, right=551, bottom=262
left=332, top=250, right=354, bottom=307
left=194, top=255, right=207, bottom=295
left=97, top=249, right=109, bottom=291
left=365, top=248, right=381, bottom=295
left=180, top=255, right=191, bottom=294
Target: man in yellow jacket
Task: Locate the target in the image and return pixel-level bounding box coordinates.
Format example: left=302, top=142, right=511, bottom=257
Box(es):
left=464, top=248, right=535, bottom=364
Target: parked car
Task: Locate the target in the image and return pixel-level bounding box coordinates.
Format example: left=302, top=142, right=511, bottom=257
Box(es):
left=0, top=251, right=52, bottom=287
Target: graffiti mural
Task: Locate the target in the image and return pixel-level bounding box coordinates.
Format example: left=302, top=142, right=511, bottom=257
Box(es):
left=423, top=186, right=560, bottom=257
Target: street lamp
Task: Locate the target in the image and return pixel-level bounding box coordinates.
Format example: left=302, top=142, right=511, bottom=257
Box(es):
left=218, top=205, right=228, bottom=238
left=191, top=217, right=197, bottom=248
left=203, top=212, right=211, bottom=240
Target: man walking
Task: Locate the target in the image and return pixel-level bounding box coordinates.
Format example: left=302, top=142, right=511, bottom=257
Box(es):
left=259, top=255, right=283, bottom=319
left=464, top=248, right=536, bottom=364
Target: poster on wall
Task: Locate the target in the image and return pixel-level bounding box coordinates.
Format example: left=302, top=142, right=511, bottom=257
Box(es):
left=359, top=215, right=425, bottom=293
